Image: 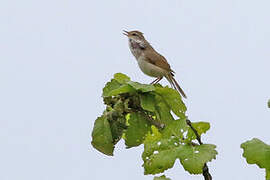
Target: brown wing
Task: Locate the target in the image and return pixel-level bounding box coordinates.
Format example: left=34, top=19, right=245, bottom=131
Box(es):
left=144, top=49, right=174, bottom=72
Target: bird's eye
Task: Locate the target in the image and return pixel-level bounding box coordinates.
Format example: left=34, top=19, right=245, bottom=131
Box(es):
left=132, top=33, right=137, bottom=36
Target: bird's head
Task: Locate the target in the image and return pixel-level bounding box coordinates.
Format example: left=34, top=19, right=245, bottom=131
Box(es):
left=123, top=30, right=145, bottom=41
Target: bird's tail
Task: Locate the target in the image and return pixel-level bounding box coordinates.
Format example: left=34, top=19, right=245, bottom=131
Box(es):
left=166, top=73, right=187, bottom=99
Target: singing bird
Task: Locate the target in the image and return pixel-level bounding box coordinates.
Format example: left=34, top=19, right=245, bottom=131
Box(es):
left=123, top=30, right=187, bottom=98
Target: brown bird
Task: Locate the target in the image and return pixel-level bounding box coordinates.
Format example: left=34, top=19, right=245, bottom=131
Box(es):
left=123, top=30, right=187, bottom=98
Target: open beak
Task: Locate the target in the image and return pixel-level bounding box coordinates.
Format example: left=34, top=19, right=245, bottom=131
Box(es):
left=123, top=30, right=129, bottom=36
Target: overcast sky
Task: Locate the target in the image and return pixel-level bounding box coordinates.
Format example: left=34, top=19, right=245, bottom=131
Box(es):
left=1, top=0, right=270, bottom=180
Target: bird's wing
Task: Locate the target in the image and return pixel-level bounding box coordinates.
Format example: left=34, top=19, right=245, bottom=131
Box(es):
left=144, top=50, right=174, bottom=72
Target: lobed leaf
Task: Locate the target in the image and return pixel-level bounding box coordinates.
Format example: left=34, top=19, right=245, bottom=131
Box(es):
left=186, top=122, right=210, bottom=141
left=144, top=149, right=178, bottom=175
left=178, top=144, right=217, bottom=174
left=143, top=126, right=179, bottom=175
left=143, top=122, right=217, bottom=175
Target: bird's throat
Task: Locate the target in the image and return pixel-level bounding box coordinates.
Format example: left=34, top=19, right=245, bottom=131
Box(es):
left=129, top=39, right=145, bottom=50
left=129, top=39, right=146, bottom=59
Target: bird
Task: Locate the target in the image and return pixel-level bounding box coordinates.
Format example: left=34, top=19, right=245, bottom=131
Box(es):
left=123, top=30, right=187, bottom=99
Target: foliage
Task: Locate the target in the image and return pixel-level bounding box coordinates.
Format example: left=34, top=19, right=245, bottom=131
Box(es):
left=241, top=138, right=270, bottom=180
left=91, top=73, right=217, bottom=179
left=154, top=175, right=171, bottom=180
left=268, top=99, right=270, bottom=108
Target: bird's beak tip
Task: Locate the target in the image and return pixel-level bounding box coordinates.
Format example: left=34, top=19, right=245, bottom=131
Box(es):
left=123, top=30, right=129, bottom=36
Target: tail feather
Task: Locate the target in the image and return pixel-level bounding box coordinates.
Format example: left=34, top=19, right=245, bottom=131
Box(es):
left=166, top=74, right=187, bottom=99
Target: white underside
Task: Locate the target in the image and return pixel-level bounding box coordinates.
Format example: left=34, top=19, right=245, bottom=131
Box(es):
left=137, top=57, right=168, bottom=78
left=128, top=39, right=168, bottom=78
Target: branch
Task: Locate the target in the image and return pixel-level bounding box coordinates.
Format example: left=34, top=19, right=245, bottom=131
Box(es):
left=186, top=119, right=212, bottom=180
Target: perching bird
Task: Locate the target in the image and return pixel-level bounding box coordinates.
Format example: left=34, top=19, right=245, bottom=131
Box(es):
left=123, top=30, right=187, bottom=98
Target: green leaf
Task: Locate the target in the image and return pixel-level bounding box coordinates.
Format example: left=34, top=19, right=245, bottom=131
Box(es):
left=267, top=169, right=270, bottom=180
left=102, top=79, right=121, bottom=97
left=144, top=126, right=162, bottom=144
left=114, top=73, right=130, bottom=84
left=162, top=119, right=188, bottom=139
left=127, top=81, right=155, bottom=92
left=102, top=74, right=134, bottom=97
left=186, top=122, right=210, bottom=141
left=154, top=175, right=171, bottom=180
left=241, top=138, right=270, bottom=179
left=140, top=93, right=156, bottom=112
left=268, top=99, right=270, bottom=108
left=154, top=95, right=174, bottom=125
left=143, top=128, right=179, bottom=175
left=144, top=149, right=178, bottom=175
left=91, top=116, right=114, bottom=156
left=178, top=144, right=217, bottom=174
left=155, top=87, right=186, bottom=118
left=125, top=112, right=151, bottom=148
left=106, top=84, right=135, bottom=97
left=143, top=123, right=217, bottom=175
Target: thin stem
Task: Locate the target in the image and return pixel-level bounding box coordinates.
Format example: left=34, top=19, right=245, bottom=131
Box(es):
left=186, top=119, right=202, bottom=145
left=186, top=119, right=212, bottom=180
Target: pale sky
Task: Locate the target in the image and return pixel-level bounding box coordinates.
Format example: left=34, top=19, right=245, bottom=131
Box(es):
left=1, top=0, right=270, bottom=180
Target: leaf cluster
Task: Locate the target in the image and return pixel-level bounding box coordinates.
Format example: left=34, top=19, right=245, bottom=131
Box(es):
left=91, top=73, right=217, bottom=178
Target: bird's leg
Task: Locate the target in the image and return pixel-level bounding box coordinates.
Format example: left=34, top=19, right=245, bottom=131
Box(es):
left=154, top=77, right=163, bottom=84
left=150, top=77, right=163, bottom=85
left=150, top=78, right=158, bottom=84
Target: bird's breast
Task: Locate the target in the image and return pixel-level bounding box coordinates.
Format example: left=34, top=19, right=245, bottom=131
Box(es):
left=137, top=56, right=168, bottom=78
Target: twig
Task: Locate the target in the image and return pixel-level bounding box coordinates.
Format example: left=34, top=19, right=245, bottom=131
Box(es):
left=203, top=164, right=212, bottom=180
left=186, top=119, right=202, bottom=145
left=186, top=119, right=212, bottom=180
